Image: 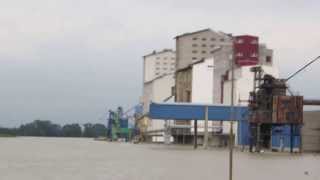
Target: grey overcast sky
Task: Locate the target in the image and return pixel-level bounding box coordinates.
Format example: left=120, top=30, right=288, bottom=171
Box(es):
left=0, top=0, right=319, bottom=127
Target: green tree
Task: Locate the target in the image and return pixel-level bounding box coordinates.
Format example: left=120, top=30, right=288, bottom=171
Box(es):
left=19, top=120, right=62, bottom=137
left=62, top=124, right=82, bottom=137
left=83, top=123, right=107, bottom=137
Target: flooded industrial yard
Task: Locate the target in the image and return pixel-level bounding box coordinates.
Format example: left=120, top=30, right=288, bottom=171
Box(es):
left=0, top=137, right=319, bottom=180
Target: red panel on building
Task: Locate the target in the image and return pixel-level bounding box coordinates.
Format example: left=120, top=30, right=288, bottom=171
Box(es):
left=234, top=35, right=259, bottom=66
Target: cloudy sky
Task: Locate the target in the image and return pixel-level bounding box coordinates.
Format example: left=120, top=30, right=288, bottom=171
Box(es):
left=0, top=0, right=319, bottom=127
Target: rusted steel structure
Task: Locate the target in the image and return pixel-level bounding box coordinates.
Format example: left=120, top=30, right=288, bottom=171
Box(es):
left=273, top=96, right=304, bottom=124
left=248, top=56, right=320, bottom=152
left=249, top=72, right=304, bottom=124
left=303, top=99, right=320, bottom=106
left=248, top=68, right=304, bottom=152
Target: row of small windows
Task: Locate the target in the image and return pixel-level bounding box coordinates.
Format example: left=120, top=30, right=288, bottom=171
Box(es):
left=236, top=53, right=258, bottom=58
left=156, top=57, right=175, bottom=60
left=236, top=39, right=258, bottom=44
left=192, top=44, right=218, bottom=48
left=192, top=37, right=225, bottom=42
left=192, top=57, right=206, bottom=60
left=156, top=67, right=175, bottom=70
left=192, top=50, right=217, bottom=54
left=155, top=69, right=175, bottom=75
left=156, top=62, right=175, bottom=65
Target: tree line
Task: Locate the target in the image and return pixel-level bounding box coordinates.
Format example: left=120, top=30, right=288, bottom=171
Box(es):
left=0, top=120, right=107, bottom=138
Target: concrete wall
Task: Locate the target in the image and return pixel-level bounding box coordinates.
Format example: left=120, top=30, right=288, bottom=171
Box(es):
left=223, top=65, right=279, bottom=106
left=212, top=45, right=233, bottom=104
left=143, top=50, right=176, bottom=82
left=191, top=58, right=215, bottom=132
left=175, top=68, right=192, bottom=102
left=302, top=111, right=320, bottom=152
left=142, top=74, right=175, bottom=134
left=176, top=29, right=232, bottom=71
left=191, top=58, right=214, bottom=103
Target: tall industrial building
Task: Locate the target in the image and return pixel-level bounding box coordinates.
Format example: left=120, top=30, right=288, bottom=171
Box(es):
left=143, top=49, right=176, bottom=82
left=174, top=28, right=278, bottom=145
left=175, top=28, right=274, bottom=104
left=141, top=49, right=176, bottom=142
left=140, top=28, right=278, bottom=144
left=175, top=29, right=232, bottom=71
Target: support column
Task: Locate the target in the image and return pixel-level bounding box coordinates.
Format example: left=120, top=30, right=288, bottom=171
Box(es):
left=290, top=124, right=293, bottom=153
left=249, top=123, right=254, bottom=153
left=203, top=106, right=209, bottom=149
left=256, top=123, right=261, bottom=152
left=194, top=120, right=198, bottom=149
left=164, top=120, right=171, bottom=145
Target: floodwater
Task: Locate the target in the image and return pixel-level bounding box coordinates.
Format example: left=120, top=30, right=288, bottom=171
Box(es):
left=0, top=137, right=319, bottom=180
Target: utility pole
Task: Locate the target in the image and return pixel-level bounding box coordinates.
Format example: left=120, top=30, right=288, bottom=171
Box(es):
left=229, top=52, right=235, bottom=180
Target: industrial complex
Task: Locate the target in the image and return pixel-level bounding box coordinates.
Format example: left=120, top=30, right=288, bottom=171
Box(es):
left=106, top=28, right=320, bottom=153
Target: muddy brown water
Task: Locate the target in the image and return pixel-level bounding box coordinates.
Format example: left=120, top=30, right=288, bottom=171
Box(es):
left=0, top=137, right=319, bottom=180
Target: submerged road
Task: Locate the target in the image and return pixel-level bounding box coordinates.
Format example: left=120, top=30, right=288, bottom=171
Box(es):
left=0, top=137, right=319, bottom=180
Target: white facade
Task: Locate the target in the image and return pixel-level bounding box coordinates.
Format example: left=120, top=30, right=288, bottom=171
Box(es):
left=223, top=65, right=279, bottom=107
left=191, top=58, right=214, bottom=103
left=190, top=58, right=217, bottom=133
left=142, top=74, right=175, bottom=142
left=143, top=49, right=176, bottom=82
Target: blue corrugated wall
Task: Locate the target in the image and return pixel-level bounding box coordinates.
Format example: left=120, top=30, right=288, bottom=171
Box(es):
left=271, top=125, right=301, bottom=149
left=149, top=103, right=249, bottom=121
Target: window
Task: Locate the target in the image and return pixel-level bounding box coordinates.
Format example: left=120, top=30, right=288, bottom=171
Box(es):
left=163, top=67, right=167, bottom=70
left=210, top=44, right=215, bottom=48
left=251, top=53, right=258, bottom=58
left=163, top=62, right=167, bottom=65
left=266, top=56, right=272, bottom=63
left=202, top=38, right=207, bottom=41
left=192, top=37, right=198, bottom=40
left=210, top=50, right=216, bottom=54
left=211, top=38, right=216, bottom=41
left=237, top=39, right=244, bottom=44
left=170, top=68, right=175, bottom=71
left=155, top=73, right=160, bottom=75
left=202, top=50, right=206, bottom=54
left=202, top=44, right=207, bottom=47
left=251, top=39, right=258, bottom=44
left=156, top=57, right=160, bottom=59
left=192, top=57, right=197, bottom=60
left=171, top=57, right=175, bottom=60
left=171, top=63, right=175, bottom=65
left=192, top=44, right=198, bottom=47
left=192, top=50, right=198, bottom=54
left=156, top=62, right=160, bottom=65
left=156, top=67, right=160, bottom=70
left=220, top=38, right=225, bottom=42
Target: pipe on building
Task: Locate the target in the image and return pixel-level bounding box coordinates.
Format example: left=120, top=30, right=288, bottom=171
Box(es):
left=303, top=99, right=320, bottom=106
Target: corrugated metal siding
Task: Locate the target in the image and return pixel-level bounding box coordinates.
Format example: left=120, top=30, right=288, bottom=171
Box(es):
left=234, top=35, right=259, bottom=66
left=272, top=96, right=303, bottom=124
left=302, top=111, right=320, bottom=152
left=238, top=120, right=250, bottom=145
left=271, top=125, right=301, bottom=149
